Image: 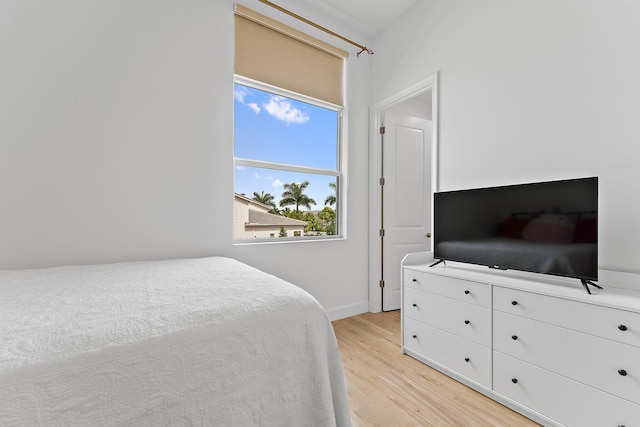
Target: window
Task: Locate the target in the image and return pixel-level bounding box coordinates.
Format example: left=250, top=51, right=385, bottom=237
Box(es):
left=233, top=5, right=347, bottom=242
left=233, top=80, right=341, bottom=240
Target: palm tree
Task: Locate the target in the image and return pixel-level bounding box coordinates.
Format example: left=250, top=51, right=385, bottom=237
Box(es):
left=279, top=181, right=316, bottom=217
left=252, top=191, right=279, bottom=214
left=324, top=182, right=337, bottom=206
left=252, top=191, right=274, bottom=206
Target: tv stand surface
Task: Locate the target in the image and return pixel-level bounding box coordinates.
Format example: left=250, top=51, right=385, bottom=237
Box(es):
left=401, top=252, right=640, bottom=427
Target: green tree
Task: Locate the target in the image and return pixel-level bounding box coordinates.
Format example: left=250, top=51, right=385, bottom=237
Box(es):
left=304, top=212, right=321, bottom=233
left=318, top=206, right=336, bottom=235
left=324, top=182, right=337, bottom=207
left=279, top=181, right=316, bottom=218
left=284, top=210, right=299, bottom=219
left=278, top=227, right=288, bottom=238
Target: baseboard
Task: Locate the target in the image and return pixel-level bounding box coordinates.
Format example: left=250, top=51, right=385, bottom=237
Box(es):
left=326, top=301, right=369, bottom=321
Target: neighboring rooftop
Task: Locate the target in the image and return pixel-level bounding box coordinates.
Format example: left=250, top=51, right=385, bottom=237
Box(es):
left=247, top=209, right=307, bottom=227
left=234, top=193, right=274, bottom=211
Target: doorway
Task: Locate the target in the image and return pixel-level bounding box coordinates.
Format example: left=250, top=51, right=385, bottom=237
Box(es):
left=368, top=73, right=439, bottom=312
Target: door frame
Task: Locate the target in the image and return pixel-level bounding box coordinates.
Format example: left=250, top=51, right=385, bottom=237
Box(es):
left=368, top=73, right=439, bottom=313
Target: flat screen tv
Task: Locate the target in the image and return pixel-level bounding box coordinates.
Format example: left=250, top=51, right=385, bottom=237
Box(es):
left=432, top=177, right=599, bottom=293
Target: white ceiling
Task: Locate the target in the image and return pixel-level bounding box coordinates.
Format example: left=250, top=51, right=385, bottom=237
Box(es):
left=294, top=0, right=420, bottom=40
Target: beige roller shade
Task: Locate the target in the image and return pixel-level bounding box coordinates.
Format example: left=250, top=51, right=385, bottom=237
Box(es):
left=234, top=4, right=348, bottom=106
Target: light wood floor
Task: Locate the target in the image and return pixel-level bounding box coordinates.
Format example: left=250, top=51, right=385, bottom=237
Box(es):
left=332, top=311, right=540, bottom=427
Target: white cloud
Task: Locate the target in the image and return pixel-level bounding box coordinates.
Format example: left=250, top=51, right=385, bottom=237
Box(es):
left=253, top=172, right=274, bottom=181
left=248, top=103, right=261, bottom=114
left=234, top=87, right=248, bottom=103
left=236, top=165, right=246, bottom=171
left=272, top=179, right=285, bottom=189
left=264, top=96, right=309, bottom=125
left=235, top=87, right=262, bottom=115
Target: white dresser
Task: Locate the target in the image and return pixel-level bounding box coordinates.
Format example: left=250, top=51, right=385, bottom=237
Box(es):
left=401, top=252, right=640, bottom=427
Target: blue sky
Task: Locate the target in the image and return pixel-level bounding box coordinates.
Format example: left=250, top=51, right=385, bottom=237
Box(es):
left=234, top=83, right=339, bottom=210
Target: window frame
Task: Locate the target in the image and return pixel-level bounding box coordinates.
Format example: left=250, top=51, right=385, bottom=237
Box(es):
left=233, top=75, right=344, bottom=243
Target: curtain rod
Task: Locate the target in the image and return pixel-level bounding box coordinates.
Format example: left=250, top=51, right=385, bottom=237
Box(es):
left=258, top=0, right=373, bottom=56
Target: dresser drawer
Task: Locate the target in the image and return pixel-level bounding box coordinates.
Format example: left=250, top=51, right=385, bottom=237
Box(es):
left=404, top=317, right=490, bottom=387
left=494, top=310, right=640, bottom=404
left=494, top=286, right=640, bottom=347
left=494, top=351, right=640, bottom=427
left=404, top=287, right=490, bottom=347
left=404, top=269, right=490, bottom=307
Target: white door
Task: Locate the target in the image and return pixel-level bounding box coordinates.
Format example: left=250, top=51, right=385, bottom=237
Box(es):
left=382, top=113, right=432, bottom=311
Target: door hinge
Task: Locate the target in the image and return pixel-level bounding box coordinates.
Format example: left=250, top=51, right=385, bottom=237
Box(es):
left=379, top=229, right=385, bottom=237
left=379, top=280, right=385, bottom=288
left=380, top=126, right=385, bottom=134
left=380, top=177, right=385, bottom=186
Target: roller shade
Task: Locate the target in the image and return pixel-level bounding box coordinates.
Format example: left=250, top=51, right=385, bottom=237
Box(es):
left=234, top=4, right=348, bottom=106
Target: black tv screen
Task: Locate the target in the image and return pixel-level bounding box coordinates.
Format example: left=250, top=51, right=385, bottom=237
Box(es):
left=433, top=177, right=598, bottom=281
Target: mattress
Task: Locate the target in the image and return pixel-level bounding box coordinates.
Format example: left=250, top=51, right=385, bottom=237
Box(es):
left=0, top=257, right=351, bottom=426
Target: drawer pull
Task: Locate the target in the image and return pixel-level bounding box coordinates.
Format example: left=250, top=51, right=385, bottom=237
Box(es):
left=412, top=278, right=418, bottom=283
left=618, top=325, right=628, bottom=331
left=464, top=290, right=470, bottom=295
left=618, top=369, right=628, bottom=376
left=511, top=300, right=518, bottom=306
left=511, top=335, right=518, bottom=341
left=511, top=378, right=518, bottom=384
left=464, top=358, right=470, bottom=363
left=412, top=334, right=417, bottom=339
left=412, top=303, right=418, bottom=308
left=464, top=320, right=470, bottom=325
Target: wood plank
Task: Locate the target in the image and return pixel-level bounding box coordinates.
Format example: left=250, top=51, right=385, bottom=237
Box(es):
left=332, top=311, right=540, bottom=427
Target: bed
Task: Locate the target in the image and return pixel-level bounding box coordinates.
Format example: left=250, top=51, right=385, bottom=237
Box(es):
left=0, top=257, right=351, bottom=426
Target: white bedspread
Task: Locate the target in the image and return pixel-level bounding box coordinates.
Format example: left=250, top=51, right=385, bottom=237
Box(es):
left=0, top=257, right=351, bottom=426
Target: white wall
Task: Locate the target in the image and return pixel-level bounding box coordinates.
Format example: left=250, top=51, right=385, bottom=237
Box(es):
left=0, top=0, right=371, bottom=319
left=371, top=0, right=640, bottom=274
